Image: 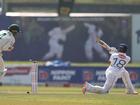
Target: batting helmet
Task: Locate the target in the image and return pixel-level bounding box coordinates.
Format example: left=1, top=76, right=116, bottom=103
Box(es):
left=118, top=43, right=128, bottom=53
left=8, top=24, right=20, bottom=32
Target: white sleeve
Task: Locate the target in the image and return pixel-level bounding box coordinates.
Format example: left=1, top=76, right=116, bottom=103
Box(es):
left=2, top=41, right=11, bottom=51
left=2, top=35, right=15, bottom=51
left=109, top=47, right=118, bottom=54
left=109, top=54, right=113, bottom=62
left=2, top=40, right=14, bottom=51
left=127, top=56, right=131, bottom=63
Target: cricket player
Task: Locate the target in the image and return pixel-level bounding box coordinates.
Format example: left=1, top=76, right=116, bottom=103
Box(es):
left=82, top=38, right=138, bottom=95
left=43, top=25, right=75, bottom=60
left=0, top=24, right=20, bottom=79
left=84, top=23, right=108, bottom=61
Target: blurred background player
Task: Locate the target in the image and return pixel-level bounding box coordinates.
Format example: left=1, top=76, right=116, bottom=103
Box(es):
left=43, top=25, right=75, bottom=60
left=0, top=24, right=20, bottom=79
left=82, top=38, right=138, bottom=95
left=84, top=22, right=108, bottom=61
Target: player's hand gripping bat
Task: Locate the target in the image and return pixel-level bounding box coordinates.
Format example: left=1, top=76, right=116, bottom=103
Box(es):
left=96, top=37, right=111, bottom=51
left=96, top=37, right=118, bottom=54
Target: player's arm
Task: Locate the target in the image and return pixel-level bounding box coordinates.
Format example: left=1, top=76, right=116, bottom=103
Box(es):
left=4, top=41, right=15, bottom=51
left=96, top=37, right=111, bottom=51
left=96, top=37, right=118, bottom=54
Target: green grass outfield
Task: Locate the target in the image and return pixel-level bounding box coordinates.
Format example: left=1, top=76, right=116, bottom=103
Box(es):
left=0, top=86, right=139, bottom=105
left=2, top=61, right=140, bottom=105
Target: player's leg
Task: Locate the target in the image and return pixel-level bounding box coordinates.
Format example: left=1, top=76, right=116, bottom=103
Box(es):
left=102, top=73, right=118, bottom=93
left=121, top=69, right=138, bottom=94
left=82, top=82, right=105, bottom=94
left=82, top=70, right=118, bottom=94
left=0, top=55, right=7, bottom=80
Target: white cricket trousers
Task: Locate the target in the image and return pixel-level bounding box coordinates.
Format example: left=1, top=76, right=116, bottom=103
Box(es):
left=0, top=55, right=7, bottom=79
left=85, top=68, right=136, bottom=94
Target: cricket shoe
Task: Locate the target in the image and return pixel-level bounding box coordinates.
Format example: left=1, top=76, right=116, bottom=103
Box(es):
left=126, top=91, right=139, bottom=95
left=0, top=69, right=7, bottom=80
left=82, top=82, right=87, bottom=95
left=82, top=87, right=86, bottom=95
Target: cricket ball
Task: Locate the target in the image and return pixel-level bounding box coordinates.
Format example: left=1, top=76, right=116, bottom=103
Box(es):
left=27, top=91, right=30, bottom=94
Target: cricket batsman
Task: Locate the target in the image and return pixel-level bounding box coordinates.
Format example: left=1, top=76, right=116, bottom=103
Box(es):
left=82, top=37, right=138, bottom=95
left=0, top=24, right=20, bottom=79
